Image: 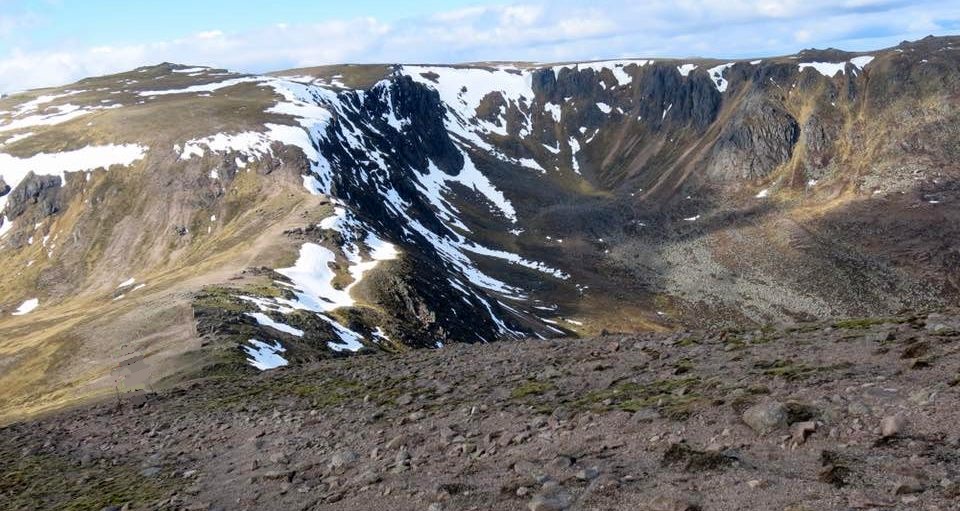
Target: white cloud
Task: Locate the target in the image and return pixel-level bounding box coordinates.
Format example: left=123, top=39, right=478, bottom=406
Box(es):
left=500, top=5, right=544, bottom=26
left=195, top=30, right=224, bottom=40
left=0, top=0, right=957, bottom=93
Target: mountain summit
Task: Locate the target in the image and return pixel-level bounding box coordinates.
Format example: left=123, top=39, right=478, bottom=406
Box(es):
left=1, top=36, right=959, bottom=421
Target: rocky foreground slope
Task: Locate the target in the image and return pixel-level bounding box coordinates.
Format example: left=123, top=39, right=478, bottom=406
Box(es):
left=2, top=310, right=958, bottom=510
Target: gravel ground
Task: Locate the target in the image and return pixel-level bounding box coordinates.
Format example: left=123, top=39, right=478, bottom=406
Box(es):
left=1, top=310, right=959, bottom=511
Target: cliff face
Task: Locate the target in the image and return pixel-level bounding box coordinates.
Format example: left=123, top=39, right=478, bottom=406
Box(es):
left=0, top=37, right=959, bottom=420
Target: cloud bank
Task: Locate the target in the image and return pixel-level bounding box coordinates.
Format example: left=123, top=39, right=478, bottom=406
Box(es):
left=1, top=0, right=958, bottom=92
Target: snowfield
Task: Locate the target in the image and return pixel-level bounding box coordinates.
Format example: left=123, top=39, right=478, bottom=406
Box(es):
left=0, top=143, right=148, bottom=192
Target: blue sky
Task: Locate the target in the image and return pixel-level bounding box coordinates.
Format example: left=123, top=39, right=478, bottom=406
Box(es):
left=1, top=0, right=958, bottom=92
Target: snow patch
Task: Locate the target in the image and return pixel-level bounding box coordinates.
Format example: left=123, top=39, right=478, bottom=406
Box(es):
left=11, top=298, right=39, bottom=316
left=243, top=339, right=288, bottom=370
left=139, top=76, right=266, bottom=96
left=569, top=137, right=581, bottom=174
left=543, top=102, right=562, bottom=123
left=707, top=63, right=735, bottom=93
left=677, top=64, right=697, bottom=76
left=0, top=144, right=148, bottom=202
left=246, top=312, right=305, bottom=337
left=0, top=103, right=115, bottom=133
left=172, top=67, right=209, bottom=74
left=1, top=132, right=33, bottom=145
left=799, top=56, right=874, bottom=77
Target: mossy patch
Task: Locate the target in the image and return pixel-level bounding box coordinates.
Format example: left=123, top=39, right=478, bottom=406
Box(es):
left=574, top=377, right=703, bottom=420
left=756, top=359, right=819, bottom=380
left=511, top=380, right=555, bottom=399
left=831, top=317, right=897, bottom=330
left=193, top=286, right=252, bottom=314
left=755, top=359, right=854, bottom=381
left=0, top=453, right=175, bottom=511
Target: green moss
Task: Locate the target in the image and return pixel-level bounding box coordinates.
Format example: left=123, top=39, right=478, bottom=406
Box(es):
left=193, top=286, right=250, bottom=313
left=0, top=453, right=174, bottom=511
left=511, top=380, right=554, bottom=399
left=674, top=337, right=700, bottom=347
left=755, top=359, right=854, bottom=381
left=785, top=324, right=823, bottom=334
left=831, top=317, right=895, bottom=330
left=758, top=359, right=818, bottom=380
left=241, top=281, right=287, bottom=298
left=573, top=377, right=702, bottom=420
left=724, top=338, right=747, bottom=351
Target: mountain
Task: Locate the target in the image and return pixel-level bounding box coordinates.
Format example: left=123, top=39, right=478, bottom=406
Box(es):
left=1, top=36, right=959, bottom=422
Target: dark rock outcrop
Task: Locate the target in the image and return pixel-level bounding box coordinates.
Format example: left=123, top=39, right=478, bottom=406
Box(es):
left=4, top=172, right=63, bottom=220
left=707, top=94, right=801, bottom=179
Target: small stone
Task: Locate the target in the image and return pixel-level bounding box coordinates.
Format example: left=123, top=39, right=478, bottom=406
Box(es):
left=530, top=416, right=548, bottom=429
left=140, top=467, right=161, bottom=478
left=516, top=486, right=530, bottom=497
left=894, top=477, right=925, bottom=495
left=880, top=415, right=905, bottom=438
left=397, top=394, right=414, bottom=406
left=512, top=460, right=536, bottom=476
left=791, top=421, right=817, bottom=445
left=575, top=467, right=599, bottom=481
left=395, top=447, right=412, bottom=464
left=354, top=470, right=381, bottom=485
left=329, top=450, right=358, bottom=469
left=746, top=479, right=767, bottom=489
left=259, top=470, right=294, bottom=482
left=385, top=435, right=405, bottom=450
left=847, top=401, right=872, bottom=416
left=646, top=496, right=701, bottom=511
left=742, top=401, right=788, bottom=434
left=632, top=408, right=661, bottom=422
left=528, top=489, right=571, bottom=511
left=908, top=389, right=933, bottom=405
